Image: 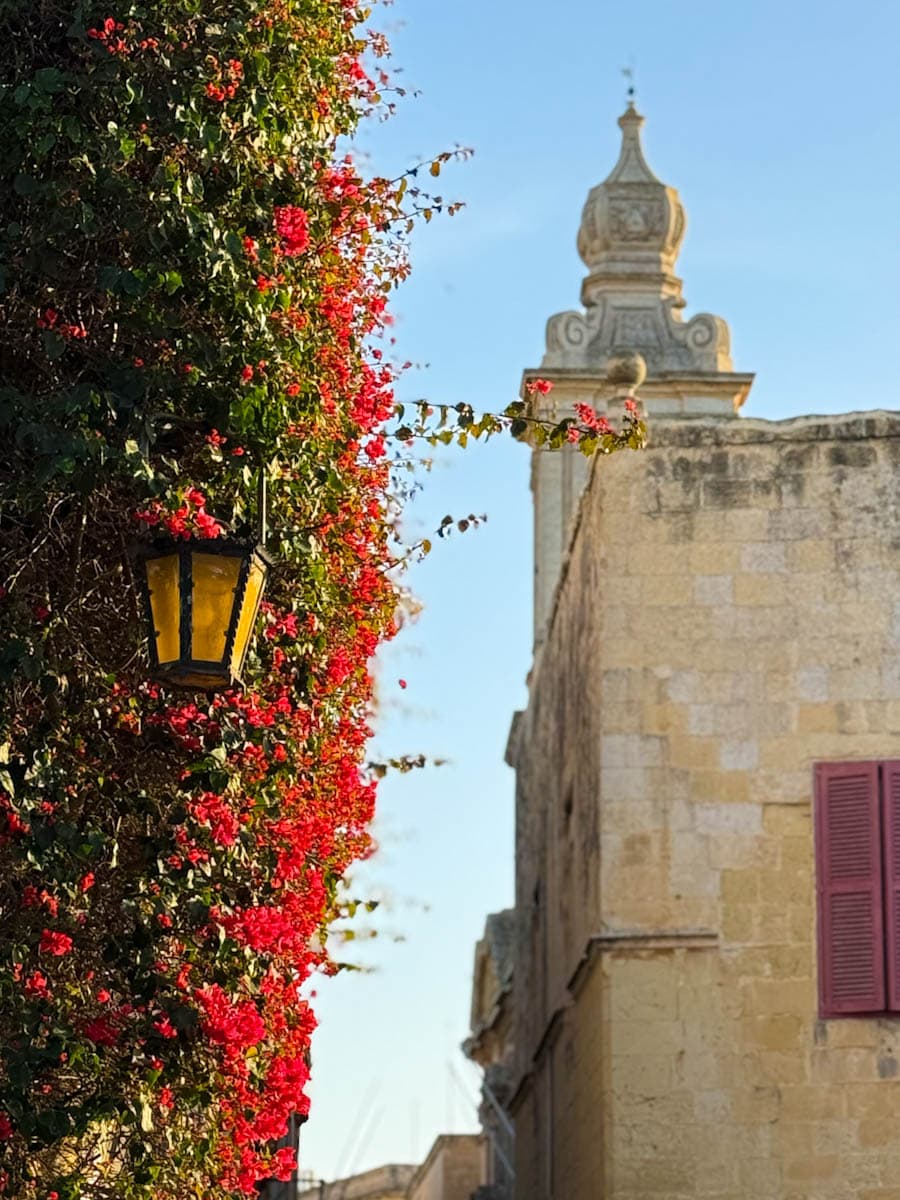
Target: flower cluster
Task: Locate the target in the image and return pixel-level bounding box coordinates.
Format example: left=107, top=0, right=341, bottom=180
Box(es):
left=273, top=205, right=310, bottom=257
left=574, top=401, right=613, bottom=435
left=207, top=57, right=244, bottom=103
left=135, top=487, right=224, bottom=540
left=36, top=308, right=88, bottom=340
left=525, top=377, right=554, bottom=395
left=87, top=15, right=126, bottom=54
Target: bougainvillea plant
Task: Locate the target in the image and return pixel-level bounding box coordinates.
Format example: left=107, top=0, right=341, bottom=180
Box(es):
left=0, top=2, right=645, bottom=1197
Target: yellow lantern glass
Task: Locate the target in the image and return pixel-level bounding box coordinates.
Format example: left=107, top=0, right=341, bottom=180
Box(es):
left=136, top=539, right=271, bottom=690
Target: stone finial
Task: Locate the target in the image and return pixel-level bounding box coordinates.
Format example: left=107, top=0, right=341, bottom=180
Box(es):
left=576, top=103, right=687, bottom=302
left=605, top=104, right=661, bottom=184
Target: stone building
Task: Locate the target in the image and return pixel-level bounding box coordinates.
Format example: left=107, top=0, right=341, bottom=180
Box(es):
left=296, top=1163, right=416, bottom=1200
left=406, top=1134, right=484, bottom=1200
left=297, top=1138, right=483, bottom=1200
left=502, top=102, right=900, bottom=1199
left=464, top=911, right=516, bottom=1198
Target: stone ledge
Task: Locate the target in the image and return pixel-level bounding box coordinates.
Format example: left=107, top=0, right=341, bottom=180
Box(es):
left=507, top=927, right=721, bottom=1114
left=647, top=409, right=900, bottom=449
left=568, top=930, right=720, bottom=998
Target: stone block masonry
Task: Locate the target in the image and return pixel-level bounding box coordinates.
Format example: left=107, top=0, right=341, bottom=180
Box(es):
left=509, top=411, right=900, bottom=1200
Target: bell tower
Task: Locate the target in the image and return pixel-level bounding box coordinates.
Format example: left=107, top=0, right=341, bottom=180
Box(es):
left=528, top=104, right=754, bottom=646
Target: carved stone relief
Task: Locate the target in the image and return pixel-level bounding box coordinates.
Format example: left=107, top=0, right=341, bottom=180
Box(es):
left=607, top=200, right=666, bottom=242
left=544, top=297, right=733, bottom=374
left=613, top=310, right=659, bottom=347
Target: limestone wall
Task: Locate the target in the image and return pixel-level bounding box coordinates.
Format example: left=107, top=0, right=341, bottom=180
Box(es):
left=406, top=1134, right=484, bottom=1200
left=509, top=412, right=900, bottom=1200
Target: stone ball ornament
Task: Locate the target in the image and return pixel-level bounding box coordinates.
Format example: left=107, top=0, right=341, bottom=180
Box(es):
left=606, top=352, right=648, bottom=392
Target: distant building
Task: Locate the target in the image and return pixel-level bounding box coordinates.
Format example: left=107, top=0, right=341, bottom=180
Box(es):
left=501, top=100, right=900, bottom=1199
left=406, top=1134, right=483, bottom=1200
left=296, top=1163, right=416, bottom=1200
left=297, top=1136, right=484, bottom=1200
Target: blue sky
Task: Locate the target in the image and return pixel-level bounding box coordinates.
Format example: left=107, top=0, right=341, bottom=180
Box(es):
left=299, top=0, right=900, bottom=1180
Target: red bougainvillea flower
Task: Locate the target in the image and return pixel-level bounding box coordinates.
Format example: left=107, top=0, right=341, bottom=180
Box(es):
left=83, top=1017, right=119, bottom=1047
left=39, top=930, right=73, bottom=957
left=23, top=970, right=50, bottom=998
left=526, top=377, right=554, bottom=395
left=273, top=205, right=310, bottom=256
left=135, top=488, right=222, bottom=541
left=574, top=402, right=612, bottom=435
left=153, top=1016, right=178, bottom=1040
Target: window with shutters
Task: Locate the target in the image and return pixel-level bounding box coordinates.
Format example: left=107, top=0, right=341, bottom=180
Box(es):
left=815, top=761, right=900, bottom=1017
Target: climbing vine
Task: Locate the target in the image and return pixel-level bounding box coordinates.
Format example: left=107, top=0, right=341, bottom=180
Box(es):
left=0, top=2, right=644, bottom=1197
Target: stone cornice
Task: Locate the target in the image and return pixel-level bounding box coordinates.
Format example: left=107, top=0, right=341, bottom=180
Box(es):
left=522, top=366, right=755, bottom=418
left=568, top=929, right=719, bottom=998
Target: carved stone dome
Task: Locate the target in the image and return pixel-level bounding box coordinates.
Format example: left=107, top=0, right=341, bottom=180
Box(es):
left=576, top=104, right=686, bottom=303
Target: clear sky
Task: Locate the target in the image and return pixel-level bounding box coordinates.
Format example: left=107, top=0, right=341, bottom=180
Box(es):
left=299, top=0, right=900, bottom=1181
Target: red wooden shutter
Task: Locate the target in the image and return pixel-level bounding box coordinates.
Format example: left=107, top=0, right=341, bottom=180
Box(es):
left=882, top=762, right=900, bottom=1011
left=815, top=761, right=885, bottom=1016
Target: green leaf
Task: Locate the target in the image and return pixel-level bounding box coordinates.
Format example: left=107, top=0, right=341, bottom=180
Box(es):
left=35, top=132, right=57, bottom=157
left=42, top=331, right=66, bottom=361
left=34, top=67, right=65, bottom=94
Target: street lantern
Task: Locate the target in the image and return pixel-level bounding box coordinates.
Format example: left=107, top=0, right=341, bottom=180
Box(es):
left=135, top=538, right=271, bottom=691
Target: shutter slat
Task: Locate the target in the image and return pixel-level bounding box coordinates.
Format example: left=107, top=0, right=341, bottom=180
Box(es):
left=815, top=762, right=884, bottom=1016
left=882, top=762, right=900, bottom=1011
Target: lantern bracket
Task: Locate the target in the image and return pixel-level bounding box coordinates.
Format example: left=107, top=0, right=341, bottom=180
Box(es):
left=257, top=469, right=268, bottom=547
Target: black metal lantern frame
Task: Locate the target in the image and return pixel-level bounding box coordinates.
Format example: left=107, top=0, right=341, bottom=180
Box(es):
left=133, top=536, right=272, bottom=692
